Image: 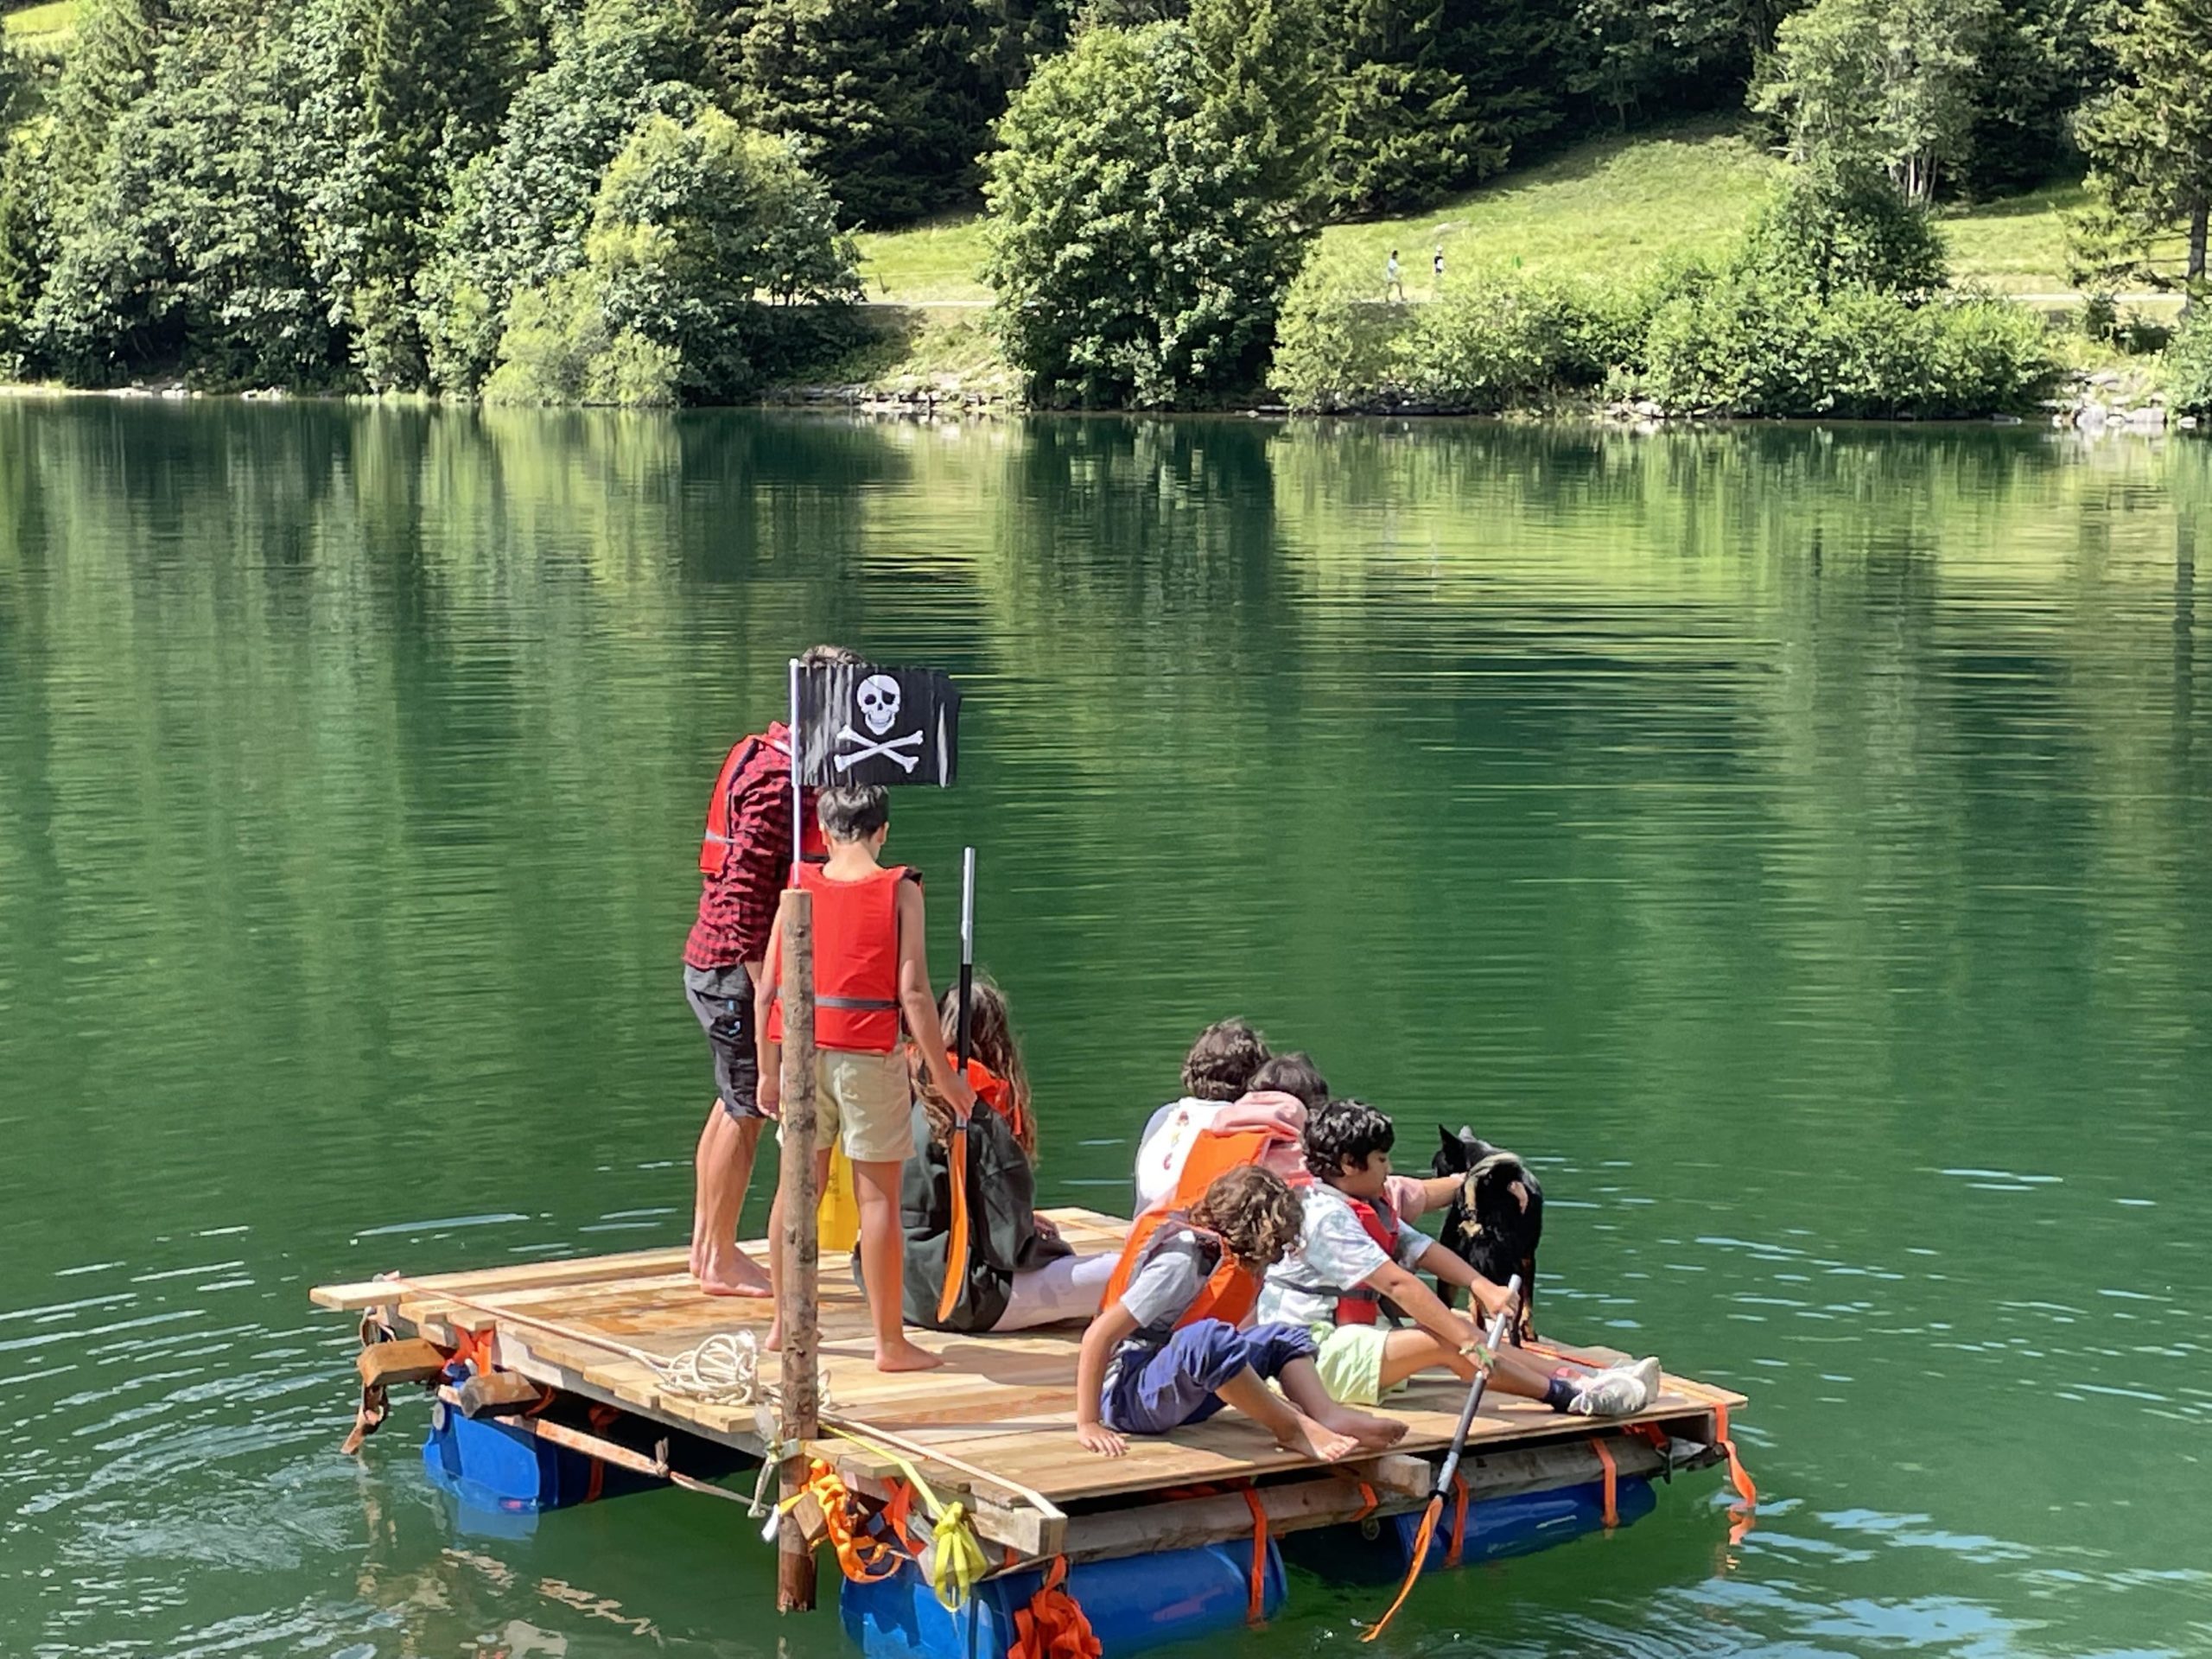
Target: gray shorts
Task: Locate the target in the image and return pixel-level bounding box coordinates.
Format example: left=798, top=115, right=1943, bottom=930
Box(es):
left=683, top=962, right=760, bottom=1121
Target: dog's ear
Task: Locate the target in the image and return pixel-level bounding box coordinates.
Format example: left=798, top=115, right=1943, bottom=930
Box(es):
left=1437, top=1124, right=1469, bottom=1171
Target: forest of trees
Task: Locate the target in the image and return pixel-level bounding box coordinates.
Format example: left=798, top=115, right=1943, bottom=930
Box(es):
left=0, top=0, right=2206, bottom=410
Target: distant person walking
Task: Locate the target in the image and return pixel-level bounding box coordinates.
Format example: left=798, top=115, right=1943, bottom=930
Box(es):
left=1432, top=245, right=1445, bottom=295
left=1384, top=250, right=1406, bottom=302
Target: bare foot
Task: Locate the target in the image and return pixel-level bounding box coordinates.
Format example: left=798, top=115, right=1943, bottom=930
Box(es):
left=1324, top=1408, right=1406, bottom=1451
left=765, top=1321, right=782, bottom=1352
left=698, top=1250, right=772, bottom=1298
left=874, top=1338, right=945, bottom=1373
left=1274, top=1412, right=1362, bottom=1463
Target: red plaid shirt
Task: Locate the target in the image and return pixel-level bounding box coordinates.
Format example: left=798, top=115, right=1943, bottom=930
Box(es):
left=684, top=724, right=811, bottom=969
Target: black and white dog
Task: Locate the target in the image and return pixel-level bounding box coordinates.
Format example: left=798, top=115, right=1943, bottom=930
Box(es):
left=1431, top=1126, right=1544, bottom=1340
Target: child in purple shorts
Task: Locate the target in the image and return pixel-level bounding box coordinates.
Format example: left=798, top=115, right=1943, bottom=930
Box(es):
left=1074, top=1166, right=1406, bottom=1461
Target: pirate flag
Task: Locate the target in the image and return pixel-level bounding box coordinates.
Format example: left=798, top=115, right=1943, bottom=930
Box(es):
left=792, top=661, right=962, bottom=789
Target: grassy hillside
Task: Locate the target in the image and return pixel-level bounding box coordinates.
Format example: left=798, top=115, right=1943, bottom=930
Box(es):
left=4, top=0, right=78, bottom=52
left=855, top=119, right=2103, bottom=308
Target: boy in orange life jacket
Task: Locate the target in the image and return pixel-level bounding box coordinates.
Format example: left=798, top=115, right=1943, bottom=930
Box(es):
left=1259, top=1100, right=1660, bottom=1416
left=757, top=784, right=976, bottom=1373
left=1076, top=1165, right=1406, bottom=1459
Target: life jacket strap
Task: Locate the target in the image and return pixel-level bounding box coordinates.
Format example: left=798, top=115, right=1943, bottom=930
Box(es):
left=817, top=994, right=899, bottom=1011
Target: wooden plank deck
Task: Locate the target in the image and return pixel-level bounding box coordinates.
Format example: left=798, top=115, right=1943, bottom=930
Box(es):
left=314, top=1207, right=1745, bottom=1557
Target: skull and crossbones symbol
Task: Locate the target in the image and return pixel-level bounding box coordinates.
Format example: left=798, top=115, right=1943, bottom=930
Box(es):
left=836, top=674, right=923, bottom=773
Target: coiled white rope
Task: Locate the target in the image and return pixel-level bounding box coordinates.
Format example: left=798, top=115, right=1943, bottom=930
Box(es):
left=651, top=1332, right=763, bottom=1403
left=650, top=1331, right=834, bottom=1412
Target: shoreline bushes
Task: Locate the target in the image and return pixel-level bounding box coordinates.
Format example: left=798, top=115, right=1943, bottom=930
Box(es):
left=1274, top=163, right=2061, bottom=418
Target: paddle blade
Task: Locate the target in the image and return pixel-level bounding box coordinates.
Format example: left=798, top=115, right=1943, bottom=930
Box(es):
left=936, top=1128, right=970, bottom=1325
left=1360, top=1494, right=1442, bottom=1643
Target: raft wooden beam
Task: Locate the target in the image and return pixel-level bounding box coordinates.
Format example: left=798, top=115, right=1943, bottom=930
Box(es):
left=1049, top=1436, right=1692, bottom=1567
left=312, top=1211, right=1745, bottom=1567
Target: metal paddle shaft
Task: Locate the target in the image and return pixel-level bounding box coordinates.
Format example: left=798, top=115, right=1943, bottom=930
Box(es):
left=1433, top=1274, right=1522, bottom=1498
left=956, top=845, right=976, bottom=1067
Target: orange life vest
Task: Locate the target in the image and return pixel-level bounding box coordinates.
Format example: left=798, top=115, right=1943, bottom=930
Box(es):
left=766, top=863, right=908, bottom=1052
left=1102, top=1216, right=1259, bottom=1336
left=963, top=1058, right=1029, bottom=1146
left=1100, top=1124, right=1289, bottom=1332
left=699, top=730, right=823, bottom=877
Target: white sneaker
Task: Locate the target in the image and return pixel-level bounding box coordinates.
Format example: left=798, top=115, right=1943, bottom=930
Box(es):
left=1626, top=1356, right=1664, bottom=1408
left=1569, top=1367, right=1644, bottom=1417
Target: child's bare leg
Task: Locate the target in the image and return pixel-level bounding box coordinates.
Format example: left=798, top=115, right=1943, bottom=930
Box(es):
left=764, top=1147, right=832, bottom=1351
left=1215, top=1369, right=1361, bottom=1462
left=853, top=1155, right=942, bottom=1372
left=1279, top=1358, right=1405, bottom=1449
left=1376, top=1329, right=1550, bottom=1402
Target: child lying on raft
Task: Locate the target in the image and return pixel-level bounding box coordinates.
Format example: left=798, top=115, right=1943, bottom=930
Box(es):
left=1075, top=1165, right=1407, bottom=1461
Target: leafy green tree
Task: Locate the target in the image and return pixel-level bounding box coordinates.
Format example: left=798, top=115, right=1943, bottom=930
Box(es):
left=34, top=1, right=339, bottom=386
left=1743, top=159, right=1948, bottom=296
left=1753, top=0, right=1997, bottom=202
left=2072, top=0, right=2212, bottom=296
left=488, top=110, right=857, bottom=404
left=982, top=22, right=1313, bottom=405
left=735, top=0, right=988, bottom=226
left=0, top=125, right=54, bottom=373
left=416, top=0, right=702, bottom=391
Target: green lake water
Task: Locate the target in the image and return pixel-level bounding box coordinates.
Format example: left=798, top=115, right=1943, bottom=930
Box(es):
left=1, top=400, right=2207, bottom=1659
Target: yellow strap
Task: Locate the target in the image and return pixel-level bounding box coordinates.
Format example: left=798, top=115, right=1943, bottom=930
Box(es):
left=930, top=1500, right=988, bottom=1609
left=824, top=1427, right=986, bottom=1609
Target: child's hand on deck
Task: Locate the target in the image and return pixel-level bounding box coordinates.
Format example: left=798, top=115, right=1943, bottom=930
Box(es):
left=1077, top=1423, right=1127, bottom=1458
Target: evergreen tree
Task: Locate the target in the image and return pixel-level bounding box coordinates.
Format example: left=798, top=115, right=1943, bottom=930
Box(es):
left=2073, top=0, right=2212, bottom=296
left=737, top=0, right=988, bottom=225
left=1190, top=0, right=1328, bottom=218
left=348, top=0, right=519, bottom=385
left=1955, top=0, right=2113, bottom=198
left=1319, top=0, right=1499, bottom=216
left=47, top=0, right=168, bottom=200
left=1316, top=0, right=1574, bottom=217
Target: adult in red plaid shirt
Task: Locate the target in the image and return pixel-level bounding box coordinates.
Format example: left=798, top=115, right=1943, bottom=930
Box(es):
left=686, top=644, right=860, bottom=1294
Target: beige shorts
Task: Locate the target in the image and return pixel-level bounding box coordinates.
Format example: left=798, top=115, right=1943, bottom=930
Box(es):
left=812, top=1048, right=913, bottom=1164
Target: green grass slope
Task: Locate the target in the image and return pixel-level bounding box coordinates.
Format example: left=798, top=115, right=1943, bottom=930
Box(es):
left=4, top=0, right=79, bottom=52
left=855, top=118, right=2101, bottom=308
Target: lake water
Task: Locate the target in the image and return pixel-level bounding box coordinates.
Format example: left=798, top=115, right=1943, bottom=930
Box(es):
left=1, top=401, right=2207, bottom=1659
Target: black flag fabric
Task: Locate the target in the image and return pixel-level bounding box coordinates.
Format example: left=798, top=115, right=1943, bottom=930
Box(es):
left=793, top=662, right=961, bottom=789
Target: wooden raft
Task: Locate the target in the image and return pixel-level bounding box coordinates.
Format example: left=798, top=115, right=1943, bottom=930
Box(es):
left=312, top=1207, right=1745, bottom=1565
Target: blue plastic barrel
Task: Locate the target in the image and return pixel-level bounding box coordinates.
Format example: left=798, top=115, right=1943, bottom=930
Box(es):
left=1280, top=1476, right=1658, bottom=1585
left=842, top=1540, right=1286, bottom=1659
left=1395, top=1473, right=1656, bottom=1567
left=421, top=1396, right=574, bottom=1510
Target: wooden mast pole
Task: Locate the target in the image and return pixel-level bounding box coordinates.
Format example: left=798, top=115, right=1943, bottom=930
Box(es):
left=774, top=885, right=820, bottom=1613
